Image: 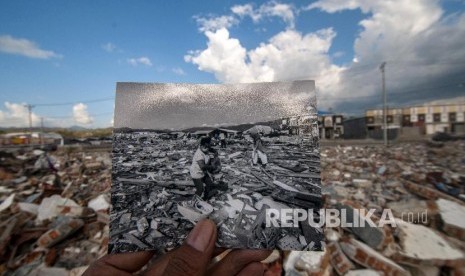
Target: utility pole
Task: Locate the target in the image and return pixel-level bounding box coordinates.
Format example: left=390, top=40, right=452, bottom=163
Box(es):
left=40, top=117, right=44, bottom=145
left=24, top=104, right=35, bottom=129
left=24, top=104, right=35, bottom=144
left=379, top=62, right=388, bottom=146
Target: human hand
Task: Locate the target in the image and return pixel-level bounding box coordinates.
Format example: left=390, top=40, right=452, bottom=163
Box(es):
left=84, top=219, right=271, bottom=276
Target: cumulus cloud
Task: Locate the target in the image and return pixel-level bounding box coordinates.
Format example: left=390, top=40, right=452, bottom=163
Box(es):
left=127, top=57, right=152, bottom=66
left=186, top=0, right=465, bottom=113
left=0, top=35, right=61, bottom=59
left=195, top=15, right=239, bottom=32
left=0, top=102, right=40, bottom=127
left=194, top=2, right=295, bottom=33
left=232, top=2, right=296, bottom=28
left=73, top=103, right=93, bottom=125
left=306, top=0, right=465, bottom=111
left=185, top=27, right=343, bottom=87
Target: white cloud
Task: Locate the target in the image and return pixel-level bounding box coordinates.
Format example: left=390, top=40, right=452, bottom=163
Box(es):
left=304, top=0, right=465, bottom=111
left=184, top=28, right=251, bottom=83
left=0, top=102, right=40, bottom=127
left=127, top=57, right=152, bottom=67
left=73, top=103, right=93, bottom=125
left=187, top=0, right=465, bottom=113
left=102, top=42, right=117, bottom=53
left=0, top=35, right=61, bottom=59
left=195, top=15, right=239, bottom=32
left=185, top=27, right=343, bottom=86
left=232, top=2, right=296, bottom=28
left=172, top=67, right=186, bottom=75
left=231, top=4, right=260, bottom=21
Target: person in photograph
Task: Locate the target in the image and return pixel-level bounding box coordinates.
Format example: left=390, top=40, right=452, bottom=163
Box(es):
left=251, top=132, right=268, bottom=168
left=190, top=137, right=216, bottom=200
left=182, top=133, right=188, bottom=145
left=219, top=131, right=227, bottom=148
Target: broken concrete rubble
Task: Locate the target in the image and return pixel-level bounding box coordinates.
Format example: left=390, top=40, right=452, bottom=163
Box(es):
left=37, top=195, right=80, bottom=222
left=335, top=201, right=393, bottom=250
left=0, top=146, right=110, bottom=274
left=345, top=269, right=382, bottom=276
left=87, top=194, right=110, bottom=212
left=1, top=139, right=464, bottom=274
left=436, top=198, right=465, bottom=241
left=340, top=237, right=409, bottom=276
left=392, top=219, right=465, bottom=267
left=313, top=141, right=465, bottom=276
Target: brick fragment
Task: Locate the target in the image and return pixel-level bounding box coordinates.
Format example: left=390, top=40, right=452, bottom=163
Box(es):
left=392, top=219, right=465, bottom=267
left=339, top=237, right=408, bottom=276
left=327, top=241, right=356, bottom=275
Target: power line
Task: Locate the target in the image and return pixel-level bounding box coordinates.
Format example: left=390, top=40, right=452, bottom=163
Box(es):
left=44, top=111, right=114, bottom=119
left=32, top=97, right=114, bottom=107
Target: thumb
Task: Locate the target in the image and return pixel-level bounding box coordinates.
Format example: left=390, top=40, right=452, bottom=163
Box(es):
left=163, top=219, right=217, bottom=276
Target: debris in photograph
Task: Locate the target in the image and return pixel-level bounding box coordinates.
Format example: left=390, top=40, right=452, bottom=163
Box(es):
left=110, top=81, right=322, bottom=253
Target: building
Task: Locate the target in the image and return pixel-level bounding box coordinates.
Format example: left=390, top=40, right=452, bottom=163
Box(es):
left=281, top=113, right=319, bottom=137
left=318, top=114, right=344, bottom=139
left=0, top=132, right=64, bottom=146
left=366, top=102, right=465, bottom=136
left=342, top=117, right=367, bottom=139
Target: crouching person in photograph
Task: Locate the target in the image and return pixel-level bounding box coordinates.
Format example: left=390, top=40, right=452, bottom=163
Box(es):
left=251, top=132, right=268, bottom=168
left=190, top=137, right=216, bottom=200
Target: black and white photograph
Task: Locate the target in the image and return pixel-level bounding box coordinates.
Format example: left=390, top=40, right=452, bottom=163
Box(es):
left=110, top=81, right=322, bottom=254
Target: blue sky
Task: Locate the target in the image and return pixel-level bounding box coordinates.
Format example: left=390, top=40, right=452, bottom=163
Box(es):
left=0, top=0, right=464, bottom=128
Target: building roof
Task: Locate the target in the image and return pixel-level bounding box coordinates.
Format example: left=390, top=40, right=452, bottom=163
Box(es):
left=192, top=130, right=213, bottom=135
left=217, top=128, right=238, bottom=133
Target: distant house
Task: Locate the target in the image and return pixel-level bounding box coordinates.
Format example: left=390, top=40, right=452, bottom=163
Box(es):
left=191, top=129, right=214, bottom=138
left=342, top=117, right=367, bottom=139
left=366, top=102, right=465, bottom=136
left=36, top=132, right=64, bottom=146
left=169, top=131, right=185, bottom=139
left=243, top=125, right=273, bottom=135
left=281, top=114, right=318, bottom=136
left=1, top=132, right=31, bottom=145
left=1, top=132, right=63, bottom=146
left=212, top=128, right=240, bottom=138
left=318, top=114, right=344, bottom=139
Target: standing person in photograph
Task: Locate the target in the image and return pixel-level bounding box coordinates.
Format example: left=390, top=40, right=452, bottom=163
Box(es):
left=190, top=137, right=215, bottom=200
left=219, top=131, right=226, bottom=148
left=251, top=132, right=268, bottom=168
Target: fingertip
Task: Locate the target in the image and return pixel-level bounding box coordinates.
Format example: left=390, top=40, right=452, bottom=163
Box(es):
left=186, top=219, right=217, bottom=252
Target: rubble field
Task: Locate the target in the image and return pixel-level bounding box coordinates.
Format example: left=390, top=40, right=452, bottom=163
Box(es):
left=285, top=140, right=465, bottom=275
left=0, top=140, right=464, bottom=275
left=110, top=132, right=323, bottom=254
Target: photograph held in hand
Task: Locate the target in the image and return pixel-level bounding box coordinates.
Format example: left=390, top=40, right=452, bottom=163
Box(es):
left=110, top=81, right=322, bottom=253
